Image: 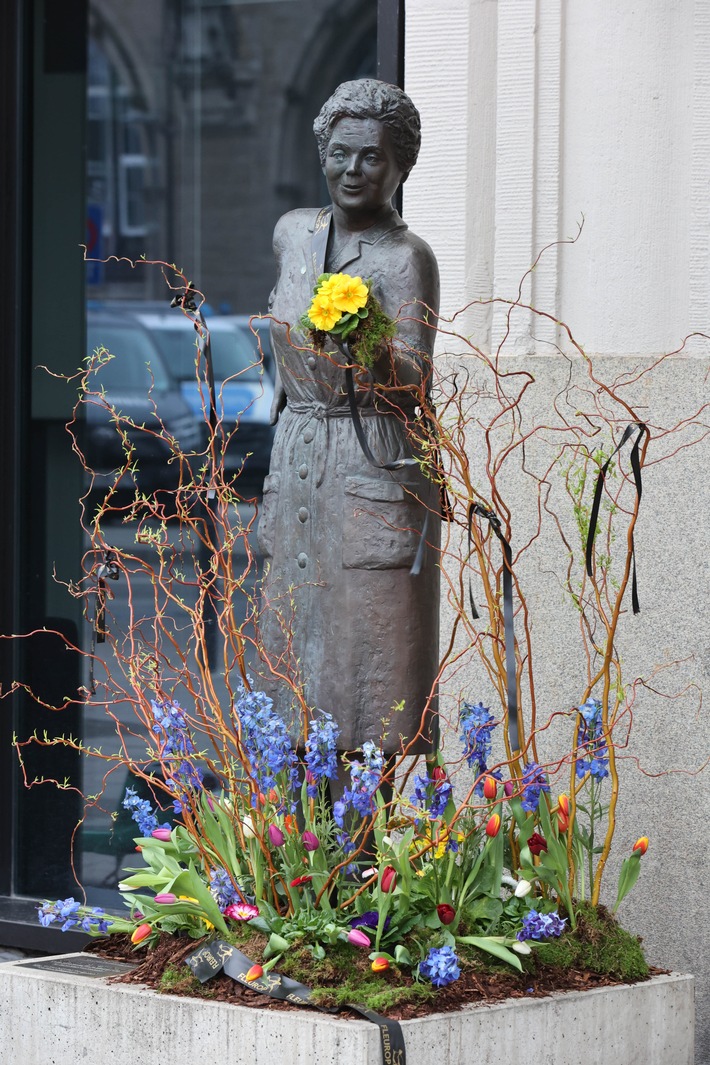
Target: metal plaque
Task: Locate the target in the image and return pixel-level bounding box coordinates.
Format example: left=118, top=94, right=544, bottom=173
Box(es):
left=20, top=955, right=136, bottom=978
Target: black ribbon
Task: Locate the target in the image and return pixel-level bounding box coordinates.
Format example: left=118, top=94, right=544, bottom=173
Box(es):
left=584, top=422, right=647, bottom=615
left=467, top=504, right=520, bottom=753
left=185, top=940, right=407, bottom=1065
left=94, top=549, right=119, bottom=645
left=171, top=288, right=217, bottom=437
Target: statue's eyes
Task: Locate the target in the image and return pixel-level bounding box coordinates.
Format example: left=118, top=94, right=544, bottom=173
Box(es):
left=364, top=153, right=382, bottom=165
left=329, top=149, right=346, bottom=163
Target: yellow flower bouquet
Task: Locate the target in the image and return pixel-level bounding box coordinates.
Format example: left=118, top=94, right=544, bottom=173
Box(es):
left=300, top=271, right=396, bottom=369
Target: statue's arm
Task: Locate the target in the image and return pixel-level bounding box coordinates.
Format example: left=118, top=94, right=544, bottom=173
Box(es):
left=267, top=214, right=291, bottom=425
left=371, top=235, right=440, bottom=391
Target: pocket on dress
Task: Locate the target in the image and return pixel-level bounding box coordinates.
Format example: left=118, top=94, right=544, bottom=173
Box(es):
left=257, top=472, right=280, bottom=558
left=343, top=475, right=422, bottom=570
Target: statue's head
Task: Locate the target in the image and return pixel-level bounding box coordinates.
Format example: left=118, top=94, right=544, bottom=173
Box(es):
left=313, top=79, right=421, bottom=183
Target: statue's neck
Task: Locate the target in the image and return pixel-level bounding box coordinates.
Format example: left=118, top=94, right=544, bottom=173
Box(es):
left=329, top=202, right=396, bottom=236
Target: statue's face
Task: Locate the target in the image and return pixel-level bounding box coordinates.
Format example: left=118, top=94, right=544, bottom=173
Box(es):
left=324, top=118, right=403, bottom=217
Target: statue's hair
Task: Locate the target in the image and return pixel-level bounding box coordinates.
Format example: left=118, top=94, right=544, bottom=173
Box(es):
left=313, top=79, right=421, bottom=181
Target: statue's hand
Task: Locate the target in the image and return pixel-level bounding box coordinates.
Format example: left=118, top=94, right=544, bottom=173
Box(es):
left=270, top=375, right=287, bottom=425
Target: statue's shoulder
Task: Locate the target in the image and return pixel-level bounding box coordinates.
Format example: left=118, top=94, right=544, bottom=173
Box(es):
left=387, top=224, right=438, bottom=271
left=273, top=208, right=321, bottom=251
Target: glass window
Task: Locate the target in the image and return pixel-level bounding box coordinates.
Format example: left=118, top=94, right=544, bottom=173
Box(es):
left=15, top=0, right=379, bottom=910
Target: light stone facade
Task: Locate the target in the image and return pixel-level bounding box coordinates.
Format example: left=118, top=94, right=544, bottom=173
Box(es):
left=404, top=3, right=710, bottom=1062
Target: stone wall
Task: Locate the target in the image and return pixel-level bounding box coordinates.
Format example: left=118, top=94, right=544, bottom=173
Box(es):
left=404, top=2, right=710, bottom=1061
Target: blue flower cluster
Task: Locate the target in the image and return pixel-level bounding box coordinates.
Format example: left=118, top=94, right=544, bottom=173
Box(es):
left=412, top=773, right=453, bottom=820
left=419, top=945, right=461, bottom=987
left=459, top=701, right=497, bottom=794
left=122, top=785, right=171, bottom=836
left=333, top=741, right=384, bottom=827
left=210, top=867, right=241, bottom=911
left=151, top=699, right=203, bottom=813
left=304, top=710, right=340, bottom=797
left=520, top=761, right=550, bottom=813
left=517, top=908, right=567, bottom=941
left=38, top=898, right=112, bottom=934
left=233, top=682, right=299, bottom=796
left=575, top=698, right=609, bottom=780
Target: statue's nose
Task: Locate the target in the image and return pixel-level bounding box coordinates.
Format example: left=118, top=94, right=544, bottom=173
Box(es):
left=346, top=154, right=362, bottom=175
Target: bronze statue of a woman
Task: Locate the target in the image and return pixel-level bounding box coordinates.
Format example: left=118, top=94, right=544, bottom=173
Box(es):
left=256, top=79, right=440, bottom=756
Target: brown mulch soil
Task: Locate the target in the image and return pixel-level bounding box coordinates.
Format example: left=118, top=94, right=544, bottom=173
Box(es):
left=85, top=933, right=667, bottom=1022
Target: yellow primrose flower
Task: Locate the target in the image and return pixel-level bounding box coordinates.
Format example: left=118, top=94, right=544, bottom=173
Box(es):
left=329, top=274, right=369, bottom=314
left=308, top=293, right=341, bottom=332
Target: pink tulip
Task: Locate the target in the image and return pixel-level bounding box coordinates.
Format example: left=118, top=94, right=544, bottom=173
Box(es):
left=347, top=928, right=371, bottom=949
left=153, top=893, right=177, bottom=905
left=302, top=831, right=320, bottom=852
left=151, top=827, right=172, bottom=842
left=268, top=824, right=286, bottom=847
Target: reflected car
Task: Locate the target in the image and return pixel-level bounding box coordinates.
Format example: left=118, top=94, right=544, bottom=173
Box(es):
left=132, top=310, right=275, bottom=491
left=85, top=311, right=204, bottom=495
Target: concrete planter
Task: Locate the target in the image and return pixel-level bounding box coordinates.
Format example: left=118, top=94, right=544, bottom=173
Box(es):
left=0, top=953, right=694, bottom=1065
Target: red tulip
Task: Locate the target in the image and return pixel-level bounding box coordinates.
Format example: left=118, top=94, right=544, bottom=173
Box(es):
left=432, top=766, right=448, bottom=786
left=558, top=811, right=570, bottom=833
left=380, top=865, right=397, bottom=893
left=483, top=776, right=498, bottom=800
left=245, top=964, right=263, bottom=982
left=347, top=928, right=371, bottom=949
left=527, top=832, right=548, bottom=856
left=151, top=827, right=172, bottom=842
left=371, top=956, right=390, bottom=973
left=558, top=794, right=570, bottom=816
left=268, top=824, right=285, bottom=847
left=131, top=923, right=152, bottom=945
left=302, top=831, right=320, bottom=852
left=632, top=836, right=649, bottom=856
left=290, top=874, right=312, bottom=888
left=437, top=903, right=456, bottom=925
left=485, top=813, right=501, bottom=837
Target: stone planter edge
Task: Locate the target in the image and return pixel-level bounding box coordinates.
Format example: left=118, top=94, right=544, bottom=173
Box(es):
left=0, top=954, right=695, bottom=1065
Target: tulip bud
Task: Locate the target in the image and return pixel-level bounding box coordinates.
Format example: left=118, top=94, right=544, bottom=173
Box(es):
left=302, top=831, right=320, bottom=852
left=245, top=964, right=263, bottom=982
left=153, top=893, right=177, bottom=905
left=268, top=824, right=285, bottom=848
left=130, top=923, right=152, bottom=945
left=558, top=812, right=569, bottom=833
left=431, top=765, right=448, bottom=786
left=527, top=832, right=548, bottom=856
left=290, top=875, right=312, bottom=888
left=380, top=865, right=397, bottom=893
left=558, top=794, right=570, bottom=817
left=371, top=956, right=390, bottom=973
left=512, top=941, right=532, bottom=955
left=504, top=780, right=515, bottom=798
left=632, top=836, right=649, bottom=856
left=483, top=776, right=498, bottom=800
left=514, top=879, right=532, bottom=898
left=151, top=827, right=171, bottom=842
left=437, top=903, right=456, bottom=925
left=485, top=813, right=501, bottom=837
left=347, top=928, right=371, bottom=949
left=268, top=788, right=279, bottom=804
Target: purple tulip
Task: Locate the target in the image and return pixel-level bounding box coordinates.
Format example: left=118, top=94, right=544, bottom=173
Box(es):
left=347, top=928, right=371, bottom=949
left=153, top=893, right=177, bottom=905
left=302, top=831, right=320, bottom=852
left=151, top=827, right=172, bottom=842
left=504, top=780, right=515, bottom=798
left=268, top=824, right=286, bottom=847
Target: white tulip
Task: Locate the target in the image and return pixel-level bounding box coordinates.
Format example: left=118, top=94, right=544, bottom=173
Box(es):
left=514, top=879, right=533, bottom=898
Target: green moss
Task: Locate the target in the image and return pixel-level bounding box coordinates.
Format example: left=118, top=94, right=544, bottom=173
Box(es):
left=310, top=977, right=435, bottom=1014
left=159, top=964, right=214, bottom=998
left=535, top=904, right=649, bottom=981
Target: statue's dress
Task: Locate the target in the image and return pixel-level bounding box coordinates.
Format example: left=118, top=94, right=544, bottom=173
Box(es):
left=256, top=206, right=440, bottom=754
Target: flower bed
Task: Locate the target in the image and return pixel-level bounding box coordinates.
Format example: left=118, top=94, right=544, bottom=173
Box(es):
left=0, top=952, right=694, bottom=1065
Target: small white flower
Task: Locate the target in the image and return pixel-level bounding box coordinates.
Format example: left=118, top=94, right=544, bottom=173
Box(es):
left=241, top=816, right=255, bottom=840
left=514, top=879, right=532, bottom=898
left=362, top=867, right=377, bottom=879
left=512, top=941, right=532, bottom=955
